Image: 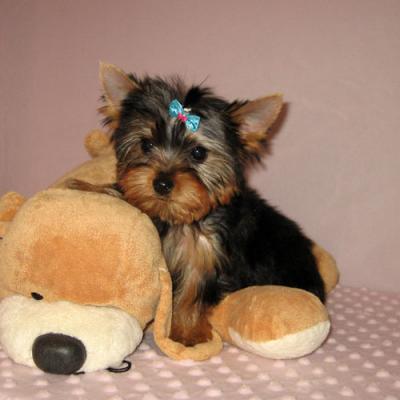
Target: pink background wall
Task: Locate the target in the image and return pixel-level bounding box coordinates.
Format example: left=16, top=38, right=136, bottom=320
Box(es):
left=1, top=0, right=399, bottom=292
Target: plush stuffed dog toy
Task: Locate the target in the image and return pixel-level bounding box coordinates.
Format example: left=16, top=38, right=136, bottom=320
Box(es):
left=0, top=130, right=338, bottom=375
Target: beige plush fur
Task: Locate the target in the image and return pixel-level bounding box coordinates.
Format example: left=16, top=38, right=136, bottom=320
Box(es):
left=0, top=129, right=339, bottom=367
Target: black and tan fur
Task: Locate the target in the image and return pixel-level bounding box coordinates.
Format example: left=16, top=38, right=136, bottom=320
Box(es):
left=70, top=63, right=325, bottom=346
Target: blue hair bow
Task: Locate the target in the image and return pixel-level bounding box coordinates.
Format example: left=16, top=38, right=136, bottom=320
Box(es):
left=168, top=99, right=200, bottom=132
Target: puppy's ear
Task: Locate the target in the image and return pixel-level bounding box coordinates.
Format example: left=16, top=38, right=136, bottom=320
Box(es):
left=99, top=62, right=138, bottom=126
left=230, top=94, right=283, bottom=159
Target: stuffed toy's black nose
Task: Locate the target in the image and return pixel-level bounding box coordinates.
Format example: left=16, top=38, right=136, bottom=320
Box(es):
left=32, top=333, right=86, bottom=374
left=153, top=173, right=174, bottom=196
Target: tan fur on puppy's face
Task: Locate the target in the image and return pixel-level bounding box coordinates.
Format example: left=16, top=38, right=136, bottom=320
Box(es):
left=120, top=167, right=213, bottom=225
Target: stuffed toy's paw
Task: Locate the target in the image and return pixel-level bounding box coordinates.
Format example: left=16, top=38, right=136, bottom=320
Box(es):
left=209, top=285, right=330, bottom=359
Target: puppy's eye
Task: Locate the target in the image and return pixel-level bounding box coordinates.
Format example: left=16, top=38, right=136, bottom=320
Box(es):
left=191, top=146, right=208, bottom=163
left=31, top=292, right=44, bottom=301
left=141, top=138, right=154, bottom=154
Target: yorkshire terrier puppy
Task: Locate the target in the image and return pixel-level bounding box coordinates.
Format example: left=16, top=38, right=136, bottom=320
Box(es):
left=71, top=63, right=325, bottom=346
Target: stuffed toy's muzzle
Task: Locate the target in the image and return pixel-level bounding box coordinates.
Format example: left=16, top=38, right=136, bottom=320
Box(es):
left=0, top=296, right=142, bottom=374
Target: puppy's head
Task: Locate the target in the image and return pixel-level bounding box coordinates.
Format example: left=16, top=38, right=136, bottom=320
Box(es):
left=100, top=63, right=283, bottom=224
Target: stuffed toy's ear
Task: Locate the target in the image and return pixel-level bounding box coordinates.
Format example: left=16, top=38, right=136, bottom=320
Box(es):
left=0, top=192, right=26, bottom=236
left=153, top=259, right=223, bottom=361
left=230, top=94, right=283, bottom=159
left=99, top=62, right=138, bottom=126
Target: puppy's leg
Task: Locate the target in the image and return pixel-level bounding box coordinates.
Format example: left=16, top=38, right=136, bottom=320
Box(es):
left=66, top=179, right=122, bottom=198
left=170, top=302, right=213, bottom=346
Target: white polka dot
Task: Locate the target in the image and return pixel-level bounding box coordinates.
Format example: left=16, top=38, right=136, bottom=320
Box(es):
left=238, top=386, right=253, bottom=395
left=34, top=379, right=48, bottom=387
left=227, top=375, right=242, bottom=383
left=35, top=390, right=50, bottom=399
left=361, top=343, right=372, bottom=349
left=142, top=394, right=159, bottom=400
left=205, top=388, right=222, bottom=397
left=71, top=388, right=86, bottom=396
left=273, top=360, right=286, bottom=368
left=128, top=371, right=143, bottom=380
left=256, top=372, right=270, bottom=381
left=197, top=378, right=212, bottom=387
left=177, top=359, right=197, bottom=367
left=376, top=369, right=391, bottom=378
left=96, top=372, right=113, bottom=382
left=352, top=375, right=364, bottom=382
left=366, top=383, right=380, bottom=393
left=285, top=369, right=298, bottom=378
left=297, top=380, right=311, bottom=389
left=133, top=382, right=150, bottom=392
left=103, top=385, right=118, bottom=394
left=339, top=386, right=355, bottom=397
left=2, top=379, right=16, bottom=389
left=325, top=377, right=338, bottom=385
left=142, top=349, right=158, bottom=359
left=268, top=381, right=283, bottom=391
left=311, top=392, right=325, bottom=399
left=0, top=360, right=12, bottom=368
left=152, top=360, right=166, bottom=368
left=246, top=363, right=259, bottom=372
left=312, top=367, right=324, bottom=376
left=349, top=353, right=361, bottom=360
left=227, top=346, right=239, bottom=354
left=159, top=370, right=173, bottom=378
left=188, top=368, right=203, bottom=376
left=65, top=375, right=81, bottom=384
left=168, top=380, right=182, bottom=388
left=173, top=391, right=189, bottom=400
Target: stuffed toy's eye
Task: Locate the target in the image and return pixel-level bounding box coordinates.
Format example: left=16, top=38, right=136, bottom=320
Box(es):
left=31, top=292, right=44, bottom=301
left=141, top=138, right=154, bottom=154
left=191, top=146, right=208, bottom=162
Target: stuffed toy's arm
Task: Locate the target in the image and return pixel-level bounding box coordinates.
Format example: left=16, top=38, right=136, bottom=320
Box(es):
left=208, top=285, right=330, bottom=359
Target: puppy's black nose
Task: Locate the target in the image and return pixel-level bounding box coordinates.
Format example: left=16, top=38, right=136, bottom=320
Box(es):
left=32, top=333, right=86, bottom=375
left=153, top=173, right=174, bottom=196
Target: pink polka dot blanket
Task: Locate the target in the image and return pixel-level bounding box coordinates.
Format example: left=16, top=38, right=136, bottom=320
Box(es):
left=0, top=285, right=399, bottom=400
